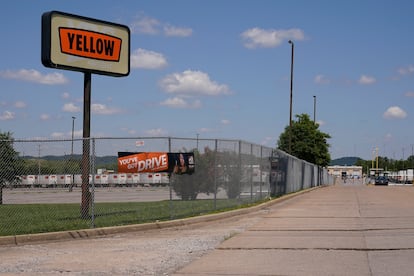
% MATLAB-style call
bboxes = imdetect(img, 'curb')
[0,186,323,246]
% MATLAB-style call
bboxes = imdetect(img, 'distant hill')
[330,156,361,166]
[27,154,361,167]
[24,154,118,167]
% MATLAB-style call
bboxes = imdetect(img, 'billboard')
[41,11,130,77]
[118,152,195,175]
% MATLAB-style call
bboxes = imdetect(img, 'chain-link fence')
[0,137,333,236]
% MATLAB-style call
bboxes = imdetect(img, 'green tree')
[355,158,371,175]
[217,151,242,199]
[277,113,331,167]
[0,132,22,204]
[356,155,414,175]
[171,148,216,200]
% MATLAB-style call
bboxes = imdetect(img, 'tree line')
[356,156,414,174]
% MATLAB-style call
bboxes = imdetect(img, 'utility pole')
[288,40,294,154]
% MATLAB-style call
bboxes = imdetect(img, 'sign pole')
[41,10,130,218]
[81,72,91,218]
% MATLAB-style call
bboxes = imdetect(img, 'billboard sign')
[42,11,130,77]
[118,152,195,174]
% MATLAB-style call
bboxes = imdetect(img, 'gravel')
[0,208,268,275]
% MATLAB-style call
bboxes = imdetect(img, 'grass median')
[0,198,258,236]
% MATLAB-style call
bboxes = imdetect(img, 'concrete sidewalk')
[173,182,414,275]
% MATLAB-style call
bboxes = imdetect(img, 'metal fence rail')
[0,137,334,236]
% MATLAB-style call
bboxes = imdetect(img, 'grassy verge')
[0,198,259,236]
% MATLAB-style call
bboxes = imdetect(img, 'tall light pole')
[313,95,316,124]
[402,147,405,183]
[37,144,41,188]
[70,116,76,192]
[71,116,76,157]
[288,40,294,154]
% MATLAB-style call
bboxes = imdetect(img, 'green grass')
[0,198,259,236]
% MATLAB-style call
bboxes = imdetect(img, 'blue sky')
[1,0,413,160]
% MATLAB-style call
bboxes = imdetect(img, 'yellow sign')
[42,11,130,77]
[59,28,122,61]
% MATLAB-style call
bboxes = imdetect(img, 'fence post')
[250,143,253,202]
[238,140,242,201]
[90,138,96,228]
[81,72,92,219]
[168,137,173,220]
[213,139,218,210]
[259,146,263,199]
[81,137,91,219]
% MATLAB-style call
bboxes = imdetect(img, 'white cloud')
[63,129,82,138]
[64,101,121,115]
[358,75,376,85]
[160,97,201,109]
[130,14,193,38]
[398,64,414,76]
[383,106,407,119]
[130,15,160,34]
[160,70,231,96]
[0,111,15,120]
[126,129,137,135]
[72,129,83,138]
[164,24,193,37]
[40,114,50,121]
[199,127,215,133]
[241,28,305,49]
[314,74,330,84]
[51,132,65,139]
[50,130,82,139]
[221,119,231,125]
[145,128,167,136]
[160,97,187,108]
[316,120,326,126]
[261,136,274,146]
[14,101,26,108]
[384,133,393,142]
[61,92,70,99]
[62,103,81,112]
[0,69,68,85]
[131,48,168,69]
[91,103,121,115]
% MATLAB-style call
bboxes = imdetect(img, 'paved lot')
[2,181,414,275]
[2,186,228,204]
[173,182,414,275]
[2,187,177,204]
